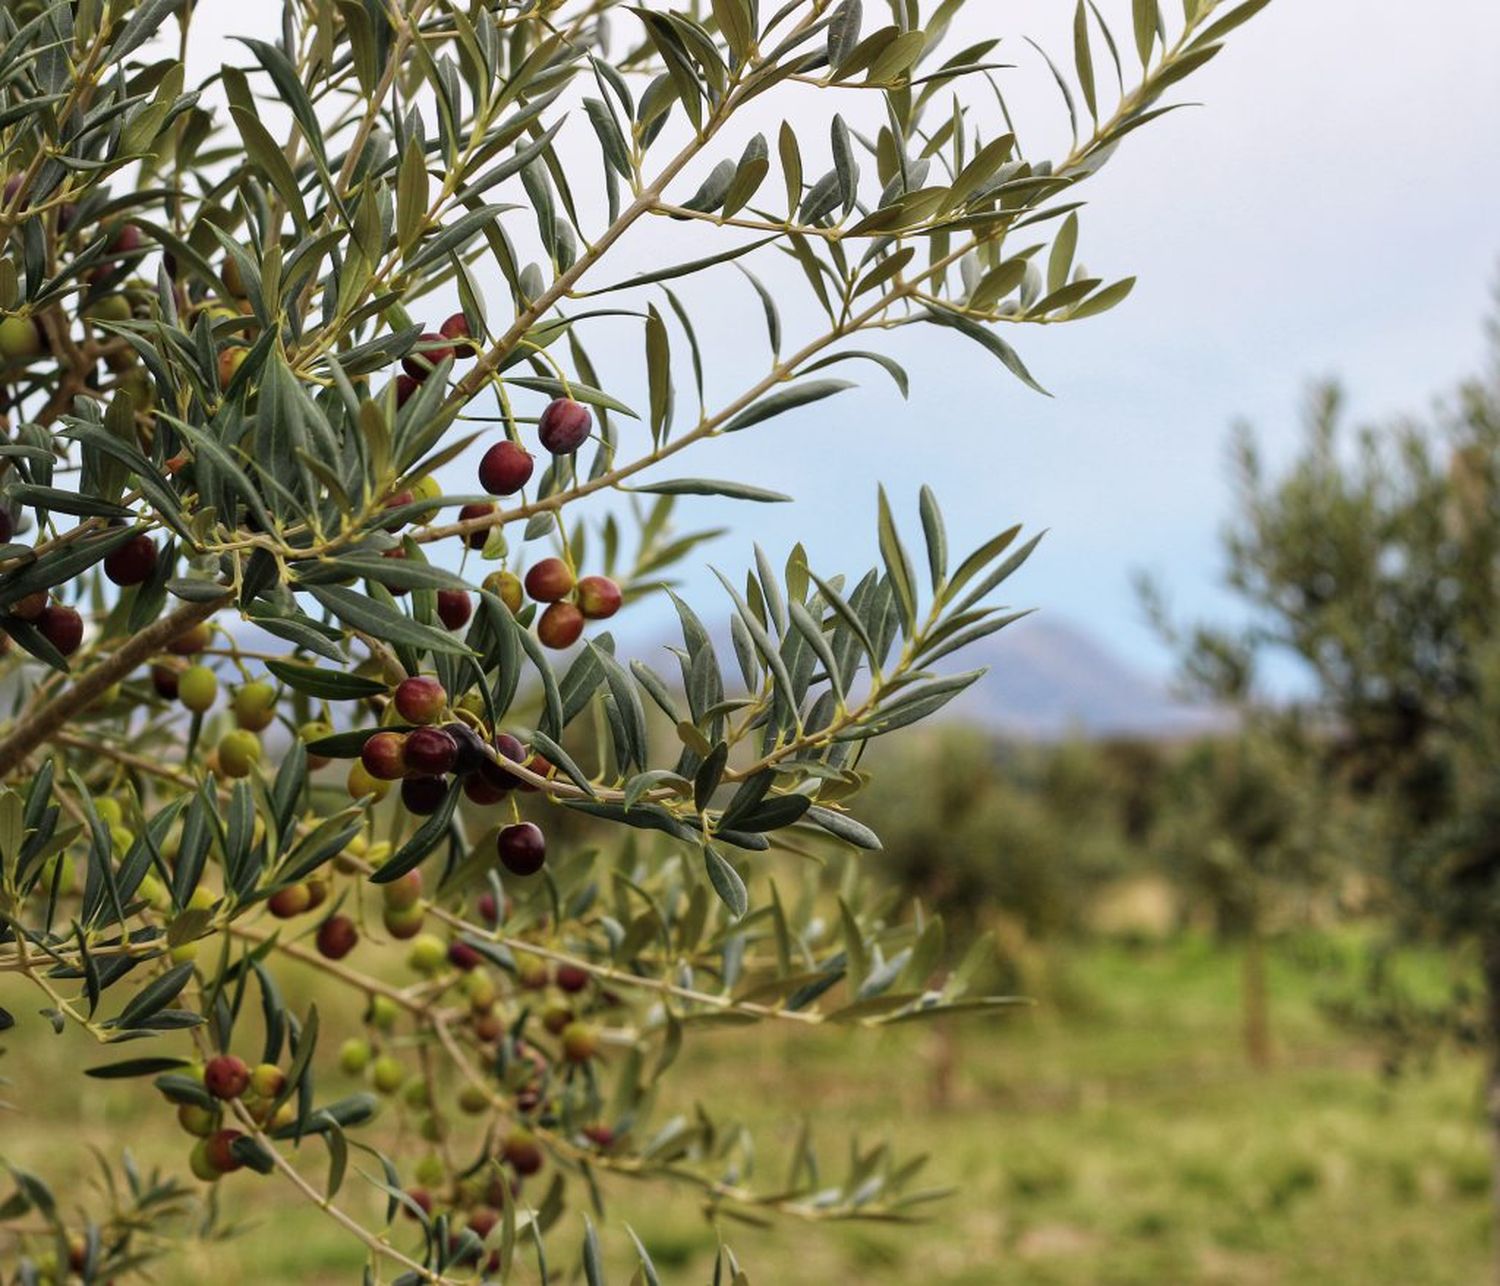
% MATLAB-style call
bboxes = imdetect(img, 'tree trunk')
[1242,929,1272,1070]
[926,1019,958,1111]
[1481,933,1500,1285]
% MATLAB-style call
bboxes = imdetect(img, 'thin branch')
[227,1101,461,1286]
[0,592,230,779]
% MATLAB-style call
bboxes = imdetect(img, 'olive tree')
[1150,723,1333,1067]
[0,0,1261,1280]
[1153,316,1500,1267]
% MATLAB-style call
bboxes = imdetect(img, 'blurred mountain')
[227,603,1224,743]
[623,612,1225,742]
[937,615,1227,739]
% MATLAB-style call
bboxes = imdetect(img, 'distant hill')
[224,607,1221,743]
[936,614,1226,739]
[620,612,1224,742]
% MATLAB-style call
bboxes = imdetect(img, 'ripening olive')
[502,1128,543,1176]
[339,1037,372,1076]
[316,914,358,960]
[178,665,218,713]
[556,964,590,994]
[482,569,523,614]
[404,726,458,776]
[189,1139,221,1182]
[576,575,623,621]
[523,558,574,604]
[217,729,261,778]
[360,730,408,781]
[437,589,472,631]
[232,681,277,732]
[0,315,41,364]
[366,995,399,1031]
[299,719,333,769]
[439,311,477,356]
[536,601,584,650]
[536,398,592,454]
[371,1055,406,1096]
[38,604,83,656]
[401,774,448,815]
[103,534,157,587]
[217,345,247,386]
[407,933,447,975]
[477,440,534,496]
[561,1021,600,1064]
[250,1063,286,1099]
[348,760,391,802]
[178,1103,217,1137]
[382,869,424,913]
[497,822,546,877]
[267,882,312,919]
[456,501,495,549]
[393,675,445,725]
[383,902,425,939]
[402,332,455,381]
[203,1055,250,1100]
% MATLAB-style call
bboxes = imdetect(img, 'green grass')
[2,934,1491,1283]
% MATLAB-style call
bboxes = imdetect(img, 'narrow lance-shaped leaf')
[876,486,918,637]
[722,380,853,433]
[645,304,673,442]
[703,844,748,919]
[1074,0,1098,121]
[828,0,864,66]
[1133,0,1160,65]
[918,485,947,590]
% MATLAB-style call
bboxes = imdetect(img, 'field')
[2,934,1489,1284]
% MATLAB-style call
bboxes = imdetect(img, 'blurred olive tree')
[864,727,1164,944]
[1149,302,1500,1261]
[1151,719,1337,1066]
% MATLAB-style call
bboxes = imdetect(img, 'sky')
[189,2,1500,682]
[661,0,1500,679]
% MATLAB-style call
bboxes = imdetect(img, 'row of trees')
[1164,304,1500,1263]
[865,719,1333,1063]
[869,298,1500,1274]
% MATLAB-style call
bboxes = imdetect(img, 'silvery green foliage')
[0,0,1262,1279]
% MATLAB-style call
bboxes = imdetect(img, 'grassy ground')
[2,933,1490,1283]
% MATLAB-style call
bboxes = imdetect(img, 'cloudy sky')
[951,0,1500,676]
[192,3,1500,681]
[666,0,1500,678]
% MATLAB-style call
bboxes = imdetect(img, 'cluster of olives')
[392,312,478,407]
[375,462,623,659]
[0,588,85,657]
[437,392,619,652]
[3,260,626,664]
[303,866,426,961]
[151,842,615,1210]
[0,525,160,661]
[348,947,614,1246]
[469,396,592,500]
[147,628,282,780]
[346,675,553,877]
[466,554,618,654]
[163,1055,292,1182]
[0,212,152,377]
